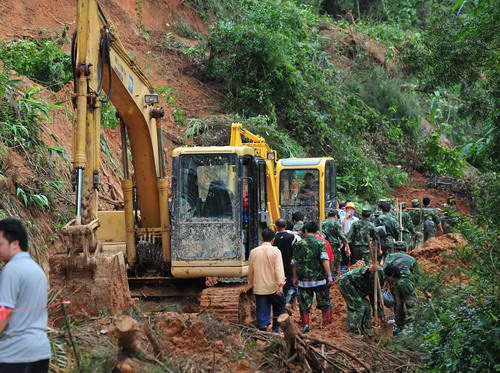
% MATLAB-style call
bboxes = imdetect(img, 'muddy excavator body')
[170,147,272,278]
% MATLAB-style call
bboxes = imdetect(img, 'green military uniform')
[322,217,347,276]
[293,221,304,238]
[370,210,381,222]
[422,207,440,241]
[291,235,330,313]
[440,205,456,234]
[347,218,379,265]
[338,266,385,335]
[373,213,401,261]
[370,199,387,223]
[408,201,423,248]
[385,242,419,328]
[401,210,415,251]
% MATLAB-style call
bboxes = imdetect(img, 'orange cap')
[345,202,356,209]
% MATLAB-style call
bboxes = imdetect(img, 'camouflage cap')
[394,241,407,251]
[401,202,407,208]
[411,199,420,207]
[328,209,339,216]
[361,208,373,216]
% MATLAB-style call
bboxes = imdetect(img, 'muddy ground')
[48,231,468,372]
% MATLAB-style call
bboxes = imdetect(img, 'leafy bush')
[176,21,200,39]
[0,82,56,152]
[100,101,119,130]
[403,1,499,172]
[345,67,422,138]
[16,187,50,209]
[154,86,186,126]
[0,39,71,91]
[422,131,465,177]
[0,71,67,210]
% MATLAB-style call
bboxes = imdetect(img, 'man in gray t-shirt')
[0,218,51,373]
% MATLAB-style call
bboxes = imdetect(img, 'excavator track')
[199,284,255,324]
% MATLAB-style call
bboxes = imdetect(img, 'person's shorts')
[0,359,49,373]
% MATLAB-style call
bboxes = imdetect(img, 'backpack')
[424,219,435,233]
[382,290,395,308]
[376,225,388,237]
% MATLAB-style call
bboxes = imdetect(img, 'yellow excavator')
[49,0,281,322]
[50,0,337,323]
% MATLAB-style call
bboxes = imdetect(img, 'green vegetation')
[0,39,71,91]
[155,86,186,126]
[134,0,149,39]
[394,173,500,372]
[0,71,68,210]
[403,0,499,171]
[100,101,120,130]
[16,187,49,209]
[203,0,420,200]
[176,20,201,39]
[185,0,497,198]
[423,131,465,178]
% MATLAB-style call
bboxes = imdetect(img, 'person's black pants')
[0,359,49,373]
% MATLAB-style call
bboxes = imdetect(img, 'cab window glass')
[179,155,236,220]
[280,169,319,207]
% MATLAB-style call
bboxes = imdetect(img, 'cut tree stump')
[111,315,140,355]
[278,313,296,356]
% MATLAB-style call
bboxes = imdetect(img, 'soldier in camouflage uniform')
[292,211,305,238]
[400,202,416,251]
[338,264,400,336]
[347,208,380,265]
[292,222,333,333]
[369,199,385,222]
[322,210,350,277]
[388,201,398,219]
[408,199,423,249]
[422,197,443,241]
[385,241,420,331]
[373,203,401,262]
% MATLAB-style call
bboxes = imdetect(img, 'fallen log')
[144,324,164,359]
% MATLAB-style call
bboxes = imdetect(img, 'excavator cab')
[277,157,337,223]
[170,147,270,278]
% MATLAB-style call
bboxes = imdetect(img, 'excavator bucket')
[49,220,134,320]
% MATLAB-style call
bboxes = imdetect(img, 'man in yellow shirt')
[248,228,287,332]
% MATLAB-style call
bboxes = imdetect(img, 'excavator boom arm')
[73,0,164,228]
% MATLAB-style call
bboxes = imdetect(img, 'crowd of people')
[0,197,446,371]
[248,197,444,336]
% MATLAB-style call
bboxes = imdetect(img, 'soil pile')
[410,233,467,274]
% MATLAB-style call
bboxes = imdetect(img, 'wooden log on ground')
[144,324,164,359]
[278,313,296,356]
[111,315,141,355]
